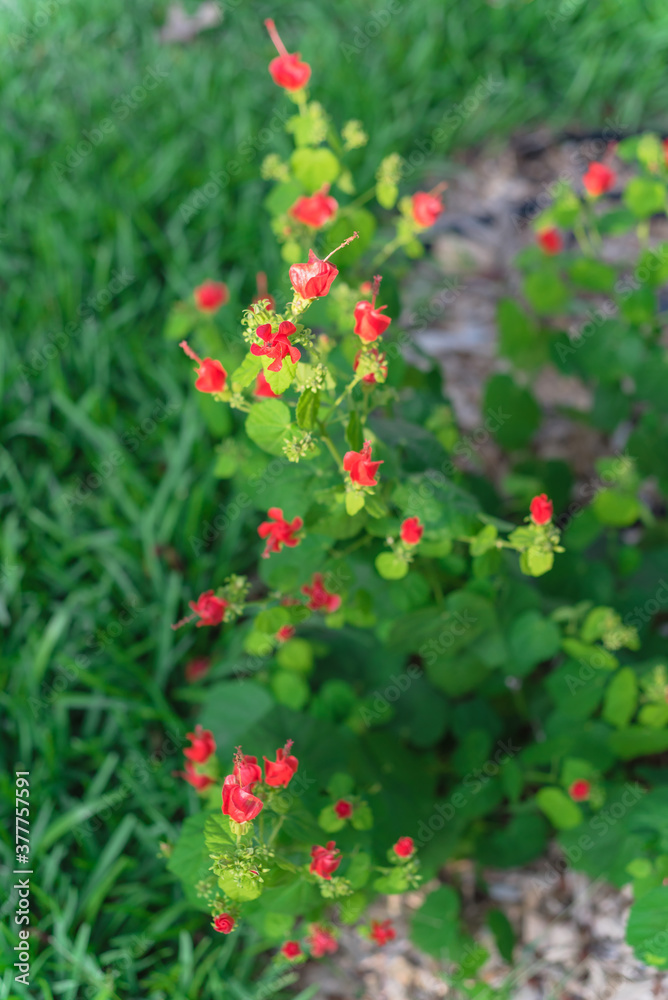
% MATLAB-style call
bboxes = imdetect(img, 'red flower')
[530,493,553,526]
[185,657,211,682]
[179,341,227,394]
[569,779,591,802]
[189,590,228,628]
[307,925,338,958]
[281,940,303,960]
[370,919,396,946]
[255,370,280,398]
[222,773,264,824]
[276,624,296,642]
[290,186,338,228]
[393,836,414,858]
[213,913,235,934]
[258,507,303,558]
[537,228,563,255]
[334,799,352,819]
[289,233,358,300]
[310,840,341,879]
[194,280,229,313]
[582,162,616,197]
[412,188,445,228]
[250,321,301,372]
[400,516,424,546]
[175,760,215,791]
[184,724,216,764]
[354,300,391,342]
[343,440,383,488]
[233,752,262,789]
[301,573,342,613]
[354,347,388,384]
[264,741,298,787]
[265,19,311,91]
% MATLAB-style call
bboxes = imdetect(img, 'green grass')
[3,0,668,995]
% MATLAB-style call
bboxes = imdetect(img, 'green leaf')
[263,355,298,395]
[410,886,461,959]
[561,638,618,670]
[230,352,263,389]
[519,548,554,577]
[264,180,303,216]
[487,908,515,963]
[470,524,498,556]
[523,270,569,315]
[623,177,666,219]
[270,670,310,710]
[497,298,547,370]
[276,638,314,673]
[346,411,364,451]
[568,258,617,292]
[376,180,398,209]
[204,813,234,854]
[627,887,668,965]
[318,804,346,833]
[609,727,668,760]
[374,867,409,894]
[340,890,368,924]
[375,552,409,580]
[345,491,365,516]
[602,667,638,729]
[591,488,641,527]
[255,607,290,634]
[164,303,196,341]
[167,814,212,911]
[296,389,320,430]
[346,853,371,890]
[351,803,373,830]
[246,399,293,456]
[327,772,355,800]
[326,208,376,263]
[483,374,541,450]
[507,610,561,675]
[535,787,583,829]
[291,148,340,192]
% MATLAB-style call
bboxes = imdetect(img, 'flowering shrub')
[163,22,668,982]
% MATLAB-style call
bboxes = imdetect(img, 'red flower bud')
[393,836,414,858]
[310,840,341,879]
[370,919,396,946]
[536,227,563,255]
[569,779,591,802]
[334,799,352,819]
[189,590,228,627]
[265,19,311,92]
[185,657,211,682]
[582,162,616,197]
[233,752,262,789]
[412,189,445,228]
[290,186,338,228]
[222,773,263,824]
[255,370,280,398]
[179,341,227,394]
[258,507,303,558]
[400,516,424,546]
[276,624,296,642]
[301,573,342,613]
[194,280,229,313]
[264,741,298,787]
[213,913,235,934]
[353,347,388,384]
[530,493,553,526]
[184,724,216,764]
[307,924,338,958]
[353,300,391,342]
[281,940,303,959]
[175,760,215,791]
[343,439,383,488]
[250,320,301,372]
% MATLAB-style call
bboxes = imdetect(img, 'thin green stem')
[319,427,342,468]
[267,814,285,847]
